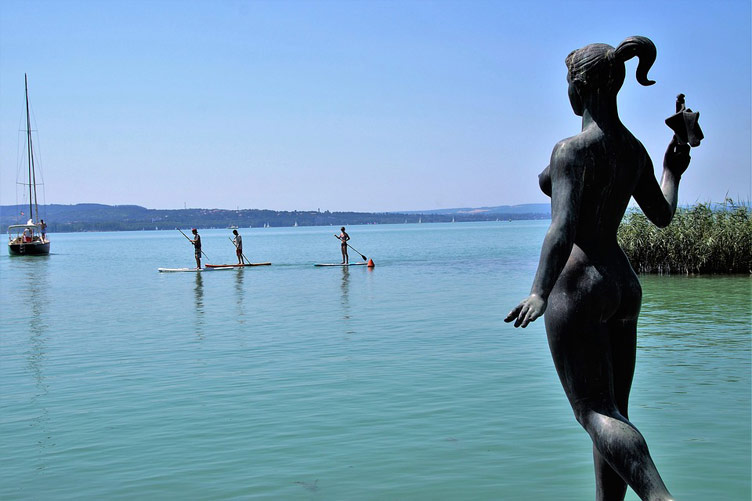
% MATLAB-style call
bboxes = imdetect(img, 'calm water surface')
[1,222,749,499]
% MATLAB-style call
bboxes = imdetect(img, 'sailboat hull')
[9,241,50,256]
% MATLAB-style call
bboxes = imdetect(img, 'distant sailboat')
[8,74,50,256]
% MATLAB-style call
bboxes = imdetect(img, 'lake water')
[1,221,749,500]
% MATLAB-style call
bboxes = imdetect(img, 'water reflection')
[340,266,350,320]
[235,268,245,323]
[194,272,204,337]
[22,257,51,468]
[339,267,358,340]
[640,275,751,339]
[637,274,751,388]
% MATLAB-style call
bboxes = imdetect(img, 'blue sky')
[1,0,749,212]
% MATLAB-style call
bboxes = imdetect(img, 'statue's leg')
[544,299,673,501]
[593,317,637,500]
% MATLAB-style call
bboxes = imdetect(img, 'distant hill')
[401,203,551,216]
[0,203,551,232]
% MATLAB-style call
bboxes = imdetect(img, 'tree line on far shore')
[618,199,751,274]
[0,203,548,233]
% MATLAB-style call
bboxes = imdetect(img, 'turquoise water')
[1,221,749,500]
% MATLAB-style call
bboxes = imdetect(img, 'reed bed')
[617,199,752,274]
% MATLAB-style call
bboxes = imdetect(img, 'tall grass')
[617,199,752,274]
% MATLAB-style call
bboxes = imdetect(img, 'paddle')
[177,228,210,260]
[229,237,251,265]
[334,234,367,261]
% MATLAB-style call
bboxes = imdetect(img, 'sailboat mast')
[24,74,39,223]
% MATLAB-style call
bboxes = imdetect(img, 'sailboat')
[8,74,50,256]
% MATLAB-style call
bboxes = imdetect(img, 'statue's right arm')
[505,142,583,328]
[530,142,583,299]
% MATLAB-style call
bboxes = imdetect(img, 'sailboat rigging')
[8,74,50,256]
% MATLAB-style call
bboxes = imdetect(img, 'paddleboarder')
[190,228,202,269]
[232,229,243,265]
[337,227,350,264]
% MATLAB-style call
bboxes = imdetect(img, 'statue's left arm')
[633,137,690,228]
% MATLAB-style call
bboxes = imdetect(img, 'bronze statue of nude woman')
[506,36,693,501]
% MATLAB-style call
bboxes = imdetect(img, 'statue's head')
[565,36,656,115]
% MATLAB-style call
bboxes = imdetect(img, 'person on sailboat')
[40,220,47,241]
[337,227,350,264]
[232,229,243,265]
[190,228,202,269]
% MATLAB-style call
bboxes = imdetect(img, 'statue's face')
[567,75,584,117]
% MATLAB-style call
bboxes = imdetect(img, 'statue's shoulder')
[551,133,591,166]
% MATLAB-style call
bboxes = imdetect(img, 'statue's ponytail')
[613,36,656,86]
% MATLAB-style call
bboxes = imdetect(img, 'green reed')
[617,199,752,274]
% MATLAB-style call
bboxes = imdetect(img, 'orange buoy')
[367,258,375,268]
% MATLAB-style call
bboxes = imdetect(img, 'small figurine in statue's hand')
[663,94,700,180]
[665,93,703,147]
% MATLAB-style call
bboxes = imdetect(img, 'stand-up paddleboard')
[205,263,271,268]
[158,267,235,272]
[314,262,368,267]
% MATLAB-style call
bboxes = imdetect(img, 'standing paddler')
[190,228,202,269]
[232,229,244,265]
[337,227,350,264]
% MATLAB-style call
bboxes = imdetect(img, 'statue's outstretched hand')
[504,294,547,328]
[664,136,691,177]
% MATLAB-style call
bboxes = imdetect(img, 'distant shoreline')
[0,203,551,233]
